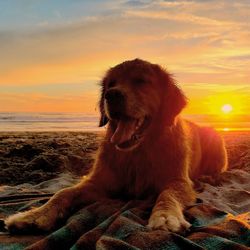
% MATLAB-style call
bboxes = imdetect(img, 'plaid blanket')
[0,193,249,250]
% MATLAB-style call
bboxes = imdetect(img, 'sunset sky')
[0,0,249,115]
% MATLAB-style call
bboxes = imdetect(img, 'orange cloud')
[0,0,249,113]
[0,91,99,113]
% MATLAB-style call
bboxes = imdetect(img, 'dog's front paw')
[5,208,55,233]
[147,211,191,233]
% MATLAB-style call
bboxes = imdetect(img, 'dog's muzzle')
[104,89,151,151]
[105,89,126,119]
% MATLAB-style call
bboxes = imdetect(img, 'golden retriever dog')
[5,59,227,233]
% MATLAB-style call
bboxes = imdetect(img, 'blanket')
[0,192,249,250]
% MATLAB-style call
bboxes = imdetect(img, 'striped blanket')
[0,193,249,250]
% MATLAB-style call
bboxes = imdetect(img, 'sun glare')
[221,104,233,114]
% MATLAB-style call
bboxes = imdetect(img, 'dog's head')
[99,58,187,151]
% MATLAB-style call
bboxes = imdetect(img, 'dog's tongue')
[111,119,137,145]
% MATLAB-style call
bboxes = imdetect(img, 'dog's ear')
[165,82,187,125]
[99,77,109,127]
[161,73,187,126]
[153,64,187,126]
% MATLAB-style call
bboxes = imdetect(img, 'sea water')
[0,112,102,131]
[0,113,249,132]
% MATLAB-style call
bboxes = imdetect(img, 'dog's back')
[198,126,227,176]
[185,119,228,179]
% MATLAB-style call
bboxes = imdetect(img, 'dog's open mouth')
[110,116,150,151]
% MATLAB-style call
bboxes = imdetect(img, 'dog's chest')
[105,137,182,198]
[113,151,163,198]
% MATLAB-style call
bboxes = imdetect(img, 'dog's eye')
[134,78,146,85]
[108,80,116,88]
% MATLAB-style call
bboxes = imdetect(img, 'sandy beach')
[0,132,103,185]
[0,131,249,215]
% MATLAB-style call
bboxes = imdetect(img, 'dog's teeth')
[137,119,143,128]
[135,134,140,140]
[132,134,138,141]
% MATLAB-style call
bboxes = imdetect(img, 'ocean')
[0,113,249,132]
[0,113,102,131]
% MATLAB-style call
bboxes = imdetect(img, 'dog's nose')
[105,89,125,105]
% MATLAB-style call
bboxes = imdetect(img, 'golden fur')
[5,59,227,233]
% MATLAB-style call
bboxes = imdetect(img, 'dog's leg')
[5,178,105,233]
[148,180,195,232]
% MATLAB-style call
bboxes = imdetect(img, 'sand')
[0,132,103,185]
[0,131,249,215]
[197,131,250,215]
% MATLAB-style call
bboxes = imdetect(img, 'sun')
[221,104,233,114]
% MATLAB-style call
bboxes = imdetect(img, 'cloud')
[0,9,248,87]
[0,0,249,112]
[125,9,237,27]
[184,83,249,92]
[123,0,149,7]
[0,82,98,94]
[226,54,250,61]
[0,91,99,112]
[163,0,213,2]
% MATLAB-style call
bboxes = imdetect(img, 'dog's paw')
[5,209,54,233]
[147,211,191,233]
